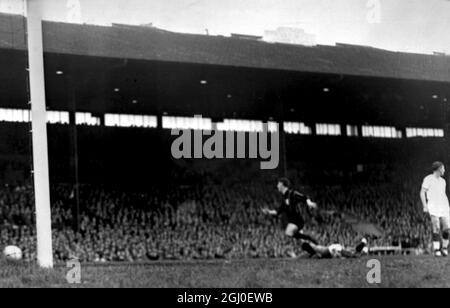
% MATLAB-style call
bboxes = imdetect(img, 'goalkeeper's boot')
[441,248,448,257]
[434,250,442,257]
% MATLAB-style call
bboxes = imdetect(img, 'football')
[3,245,23,261]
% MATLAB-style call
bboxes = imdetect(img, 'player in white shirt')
[420,161,450,257]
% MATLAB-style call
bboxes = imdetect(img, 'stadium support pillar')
[277,94,287,178]
[68,110,80,232]
[443,93,450,177]
[26,0,53,268]
[67,74,80,232]
[279,121,287,177]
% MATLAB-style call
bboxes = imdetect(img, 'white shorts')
[428,206,450,219]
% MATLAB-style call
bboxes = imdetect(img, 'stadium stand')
[0,163,433,262]
[0,13,447,263]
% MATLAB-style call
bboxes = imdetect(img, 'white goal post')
[26,0,54,268]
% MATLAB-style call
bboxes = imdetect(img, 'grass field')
[1,255,450,288]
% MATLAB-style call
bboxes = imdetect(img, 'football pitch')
[1,256,450,288]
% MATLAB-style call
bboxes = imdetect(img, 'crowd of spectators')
[0,165,434,262]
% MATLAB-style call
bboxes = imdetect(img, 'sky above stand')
[1,0,450,54]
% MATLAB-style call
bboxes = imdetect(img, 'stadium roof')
[1,13,450,83]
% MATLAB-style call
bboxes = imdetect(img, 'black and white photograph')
[0,0,449,291]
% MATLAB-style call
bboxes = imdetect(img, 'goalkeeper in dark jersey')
[262,178,319,245]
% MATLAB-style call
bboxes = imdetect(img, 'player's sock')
[293,232,318,245]
[442,230,449,256]
[433,233,441,255]
[433,241,440,250]
[442,229,449,247]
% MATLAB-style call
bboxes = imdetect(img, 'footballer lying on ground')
[300,238,368,259]
[262,178,319,245]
